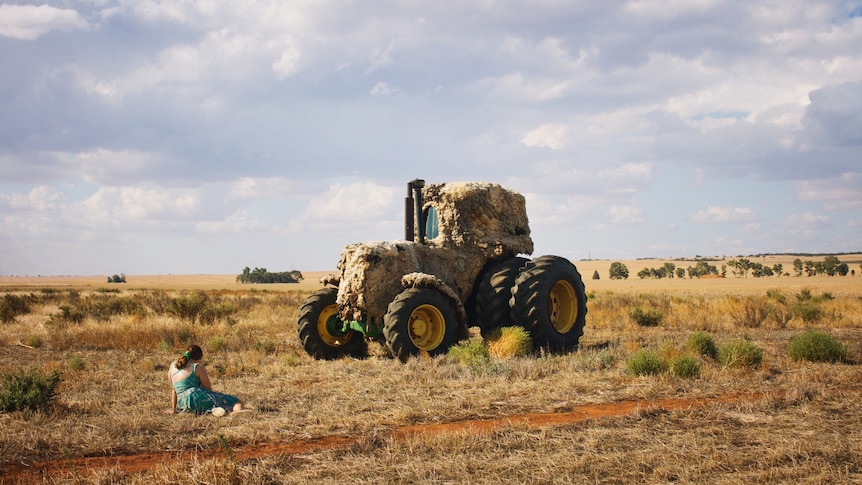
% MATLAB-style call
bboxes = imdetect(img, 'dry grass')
[1,266,861,484]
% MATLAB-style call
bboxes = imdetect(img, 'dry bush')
[485,326,533,359]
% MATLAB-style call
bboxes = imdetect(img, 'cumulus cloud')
[691,206,757,223]
[196,210,267,234]
[0,186,64,212]
[293,181,398,229]
[80,186,199,224]
[228,177,299,200]
[609,202,644,224]
[0,4,87,40]
[802,82,862,146]
[796,172,862,210]
[783,211,830,229]
[521,124,569,150]
[370,81,398,96]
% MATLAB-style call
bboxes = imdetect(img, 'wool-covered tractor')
[297,179,587,362]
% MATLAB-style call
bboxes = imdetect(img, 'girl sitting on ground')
[166,344,246,415]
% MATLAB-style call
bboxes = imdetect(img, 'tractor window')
[424,206,439,239]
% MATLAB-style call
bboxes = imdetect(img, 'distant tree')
[662,262,676,279]
[676,267,686,279]
[837,263,849,276]
[822,255,841,276]
[236,267,302,284]
[750,263,773,278]
[609,262,629,280]
[107,274,126,283]
[687,261,718,278]
[592,270,600,280]
[772,263,783,277]
[793,258,803,277]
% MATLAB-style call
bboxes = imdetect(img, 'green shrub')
[49,303,87,325]
[686,331,717,360]
[626,349,666,376]
[766,289,786,304]
[670,356,700,378]
[167,292,208,323]
[718,339,764,368]
[198,303,237,325]
[67,354,86,371]
[631,307,663,327]
[0,294,31,323]
[789,301,823,323]
[448,339,493,373]
[0,368,62,413]
[787,331,847,363]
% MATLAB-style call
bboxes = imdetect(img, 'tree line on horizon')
[236,267,303,284]
[603,256,859,280]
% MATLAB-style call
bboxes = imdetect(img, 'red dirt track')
[1,391,769,483]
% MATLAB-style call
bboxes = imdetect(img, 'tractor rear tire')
[475,257,528,337]
[297,287,368,360]
[383,287,458,362]
[510,255,587,353]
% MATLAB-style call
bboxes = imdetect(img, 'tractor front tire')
[510,256,587,353]
[474,257,528,337]
[297,287,367,360]
[383,287,458,362]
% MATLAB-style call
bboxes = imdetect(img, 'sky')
[1,0,861,276]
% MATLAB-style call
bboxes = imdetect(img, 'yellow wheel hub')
[317,304,350,347]
[408,304,446,351]
[548,280,578,333]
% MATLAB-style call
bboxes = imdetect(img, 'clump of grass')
[669,355,700,378]
[631,307,663,327]
[255,339,277,355]
[484,326,532,359]
[67,354,87,371]
[0,368,62,412]
[686,331,717,360]
[447,339,493,374]
[766,289,787,304]
[576,348,616,371]
[718,339,764,368]
[626,349,666,376]
[207,337,227,353]
[23,334,43,348]
[787,331,847,363]
[283,353,303,367]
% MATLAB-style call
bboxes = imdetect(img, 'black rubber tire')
[383,287,458,363]
[510,255,587,353]
[474,257,528,337]
[297,287,368,360]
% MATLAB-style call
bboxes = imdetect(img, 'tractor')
[297,179,587,362]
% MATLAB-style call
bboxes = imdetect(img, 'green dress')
[171,363,240,415]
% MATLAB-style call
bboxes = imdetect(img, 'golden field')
[0,254,860,484]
